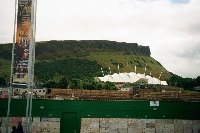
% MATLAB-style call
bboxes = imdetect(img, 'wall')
[0,99,200,133]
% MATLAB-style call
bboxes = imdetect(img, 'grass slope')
[0,58,11,80]
[0,52,171,83]
[0,41,172,82]
[85,52,171,80]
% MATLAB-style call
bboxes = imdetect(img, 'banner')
[13,0,32,84]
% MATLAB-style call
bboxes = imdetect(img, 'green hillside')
[85,52,170,80]
[34,58,103,82]
[0,40,171,84]
[0,58,10,80]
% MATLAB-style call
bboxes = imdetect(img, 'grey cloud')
[0,0,200,78]
[187,23,200,34]
[177,45,200,59]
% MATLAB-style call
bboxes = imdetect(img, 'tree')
[0,77,7,86]
[102,82,118,90]
[69,79,82,89]
[182,78,197,89]
[58,77,69,88]
[196,76,200,86]
[44,80,57,88]
[167,75,183,87]
[82,80,97,90]
[168,74,198,90]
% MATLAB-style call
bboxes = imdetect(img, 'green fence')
[0,99,200,133]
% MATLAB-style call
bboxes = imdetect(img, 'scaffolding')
[6,0,37,132]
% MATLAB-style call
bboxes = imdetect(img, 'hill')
[0,40,171,83]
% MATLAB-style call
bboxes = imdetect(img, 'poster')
[12,0,32,84]
[81,118,200,133]
[0,117,60,133]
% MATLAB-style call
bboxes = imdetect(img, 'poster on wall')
[0,117,60,133]
[80,118,200,133]
[12,0,32,84]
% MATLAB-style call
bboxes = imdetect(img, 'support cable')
[6,0,18,132]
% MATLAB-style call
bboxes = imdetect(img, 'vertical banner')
[13,0,32,84]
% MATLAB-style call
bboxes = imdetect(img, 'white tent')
[97,72,168,85]
[129,72,140,82]
[161,81,168,85]
[112,73,124,82]
[119,73,131,83]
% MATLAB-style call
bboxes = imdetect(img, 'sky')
[0,0,200,78]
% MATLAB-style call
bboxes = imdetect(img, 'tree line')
[40,78,117,90]
[168,75,200,91]
[1,74,200,91]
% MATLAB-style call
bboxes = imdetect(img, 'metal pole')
[25,0,36,131]
[6,0,18,132]
[159,70,163,91]
[6,86,12,133]
[25,89,30,133]
[28,0,37,132]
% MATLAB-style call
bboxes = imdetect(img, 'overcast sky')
[0,0,200,78]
